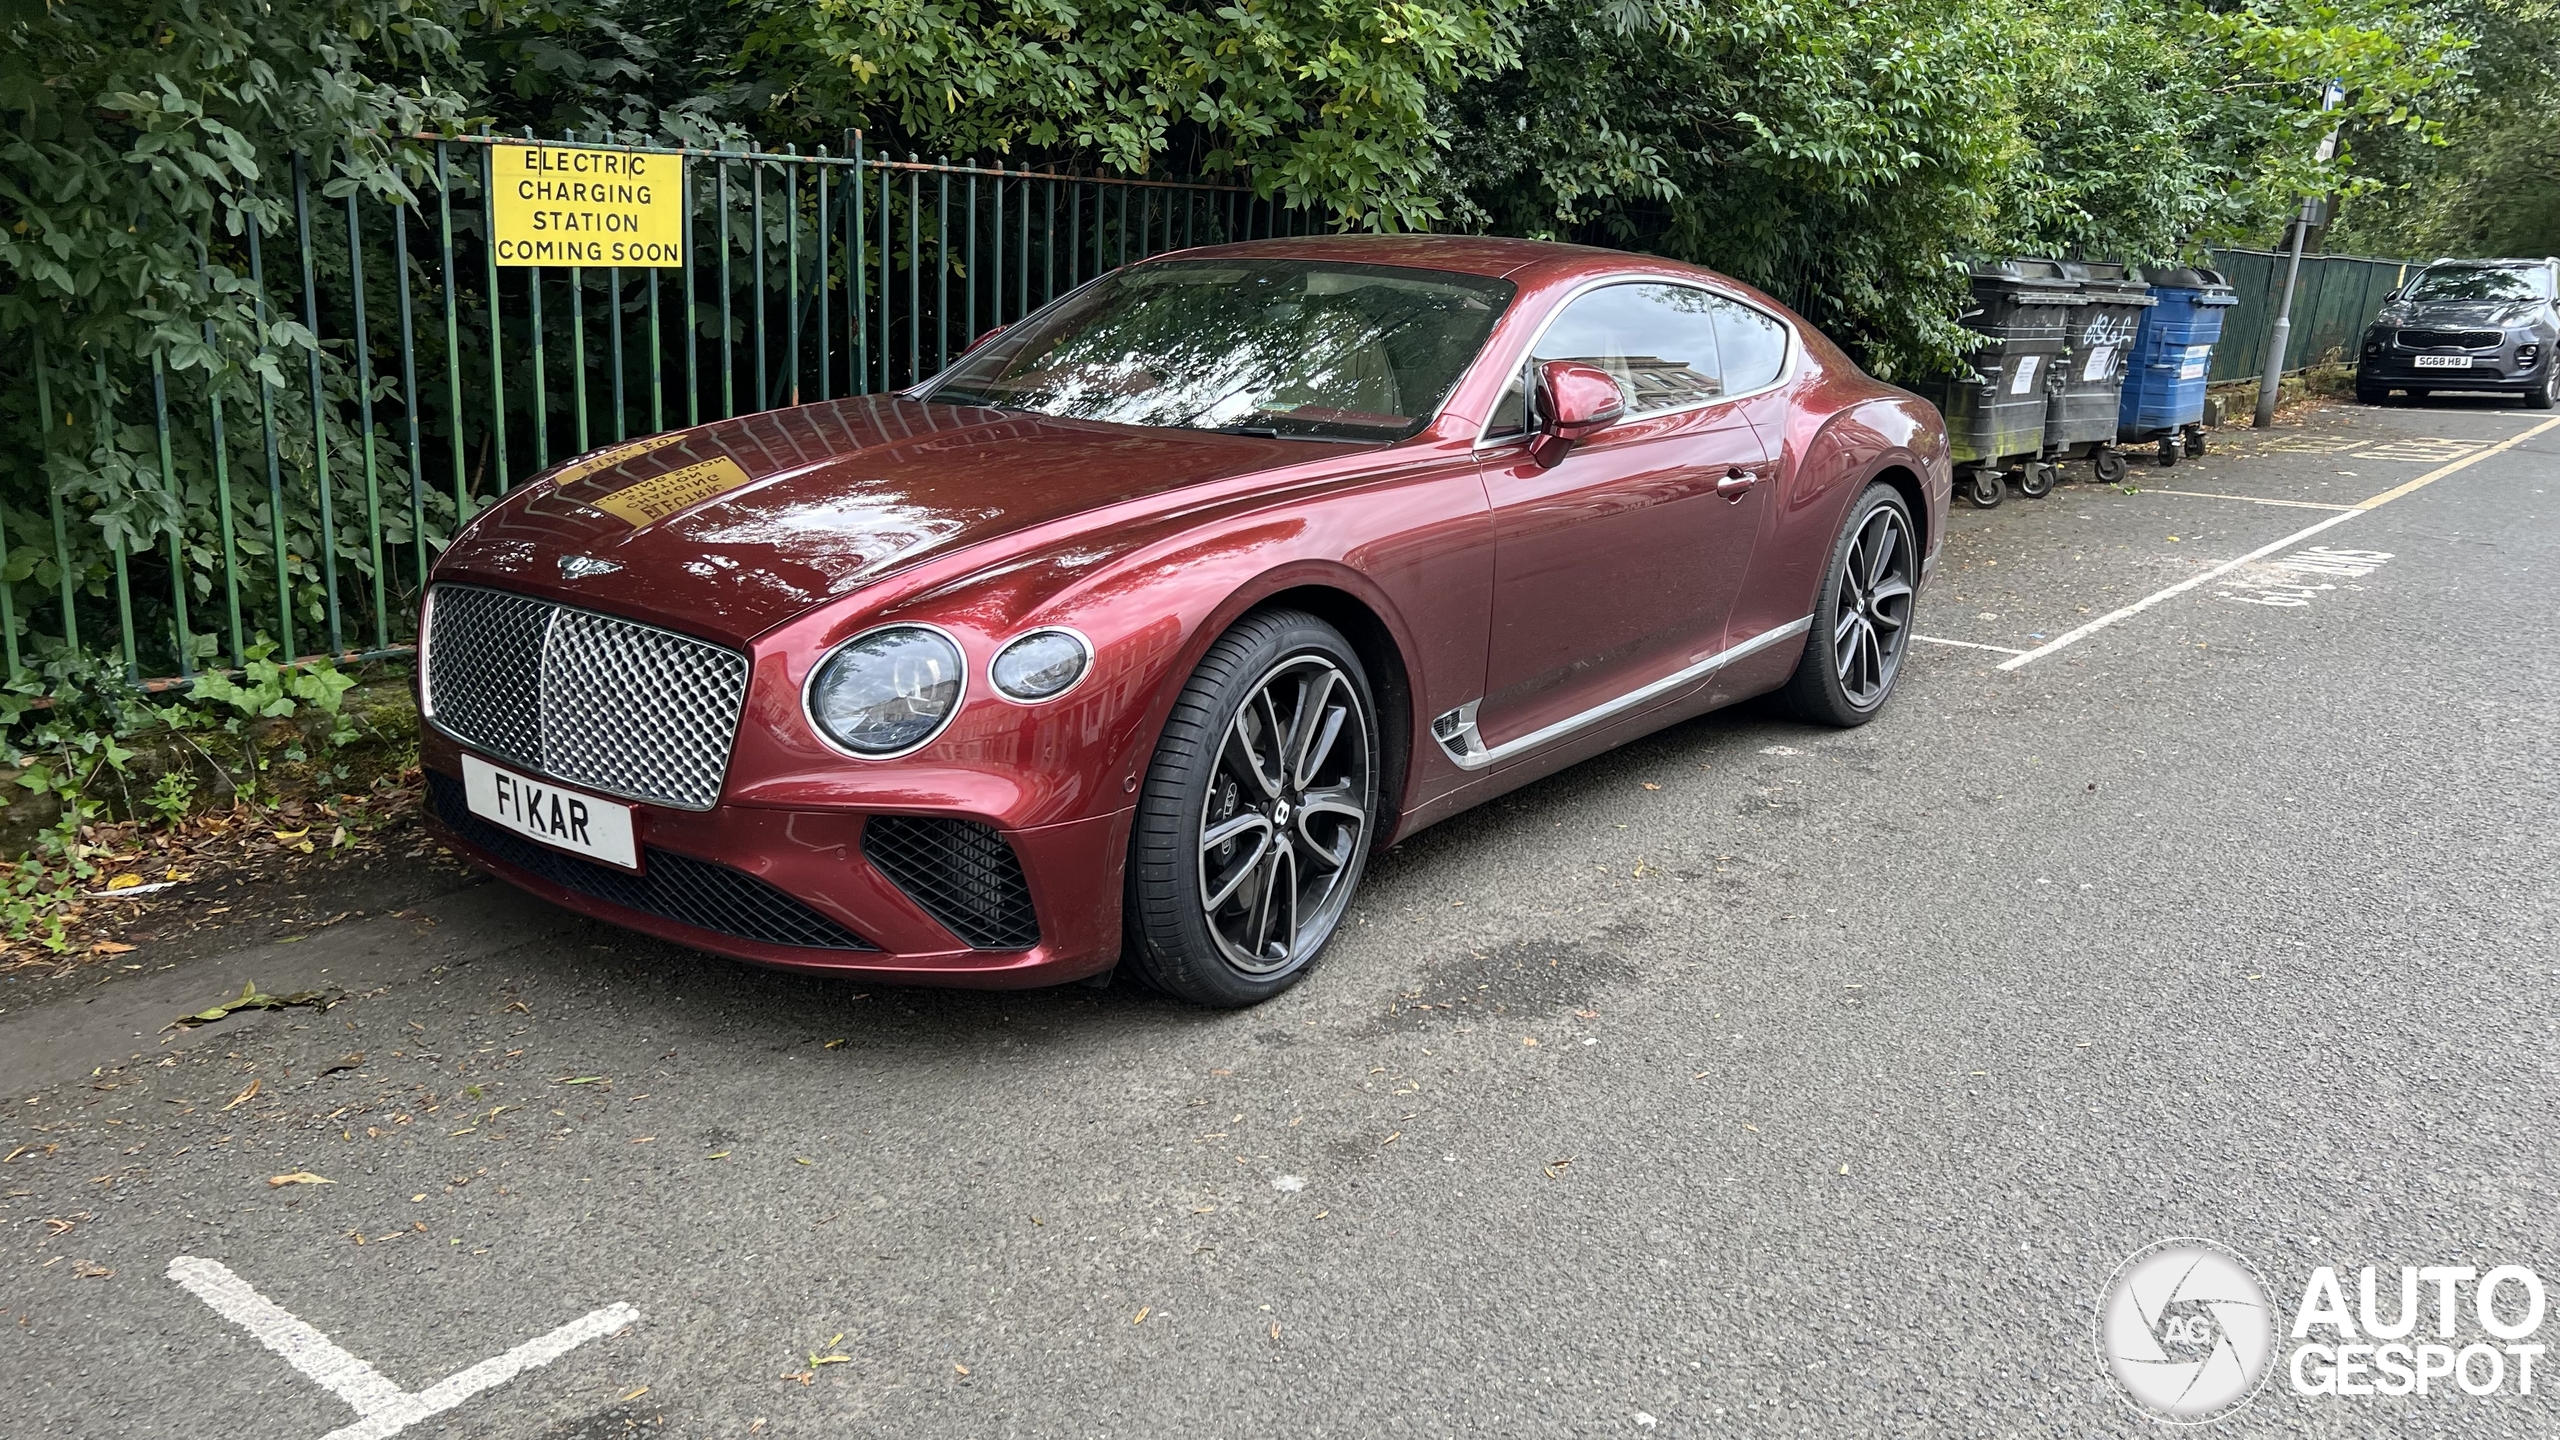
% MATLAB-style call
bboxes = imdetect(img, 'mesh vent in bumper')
[424,583,749,810]
[429,772,875,952]
[863,816,1042,950]
[2397,328,2504,350]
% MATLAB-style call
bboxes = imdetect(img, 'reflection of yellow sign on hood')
[550,432,688,487]
[590,456,755,526]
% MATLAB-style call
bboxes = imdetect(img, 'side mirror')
[2384,287,2402,302]
[1528,360,1626,467]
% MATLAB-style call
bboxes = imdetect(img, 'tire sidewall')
[1125,611,1379,1006]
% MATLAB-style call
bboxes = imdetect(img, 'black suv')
[2357,257,2559,408]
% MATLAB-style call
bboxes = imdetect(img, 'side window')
[1486,370,1530,437]
[1533,283,1726,416]
[1711,297,1790,392]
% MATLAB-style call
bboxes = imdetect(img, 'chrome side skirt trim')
[1432,616,1813,772]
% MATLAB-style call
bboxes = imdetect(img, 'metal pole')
[2255,80,2343,429]
[2255,203,2313,430]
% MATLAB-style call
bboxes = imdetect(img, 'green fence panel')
[3,138,1299,695]
[2206,247,2414,383]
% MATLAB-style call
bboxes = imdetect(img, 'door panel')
[1478,408,1767,747]
[1472,282,1779,750]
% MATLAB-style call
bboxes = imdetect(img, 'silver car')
[2357,257,2559,409]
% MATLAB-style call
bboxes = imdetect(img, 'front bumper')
[2360,330,2545,389]
[422,749,1130,987]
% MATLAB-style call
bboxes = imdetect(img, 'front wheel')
[2528,367,2556,410]
[2183,427,2207,458]
[1124,610,1378,1007]
[1964,468,2005,508]
[2093,447,2129,485]
[1782,483,1918,728]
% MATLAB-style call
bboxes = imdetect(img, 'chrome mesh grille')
[424,584,750,810]
[424,587,549,766]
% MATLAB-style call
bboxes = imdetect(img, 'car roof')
[1144,233,1706,285]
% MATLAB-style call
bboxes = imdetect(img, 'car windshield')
[924,258,1514,443]
[2405,266,2547,302]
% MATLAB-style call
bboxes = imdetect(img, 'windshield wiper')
[1188,423,1379,445]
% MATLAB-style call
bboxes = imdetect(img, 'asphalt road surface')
[5,398,2556,1439]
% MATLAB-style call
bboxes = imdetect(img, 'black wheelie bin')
[1919,259,2082,508]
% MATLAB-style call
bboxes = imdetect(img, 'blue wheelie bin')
[2119,267,2237,468]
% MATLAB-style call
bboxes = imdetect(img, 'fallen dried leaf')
[1132,1307,1150,1325]
[169,981,331,1030]
[220,1079,262,1112]
[268,1171,333,1187]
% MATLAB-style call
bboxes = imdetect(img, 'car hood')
[433,395,1334,646]
[2394,299,2540,327]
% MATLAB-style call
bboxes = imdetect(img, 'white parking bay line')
[1999,413,2560,671]
[2140,488,2358,511]
[168,1256,640,1440]
[1915,635,2029,656]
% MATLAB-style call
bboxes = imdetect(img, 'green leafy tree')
[739,0,1524,230]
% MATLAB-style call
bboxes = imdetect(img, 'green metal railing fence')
[5,134,1315,692]
[2205,246,2415,383]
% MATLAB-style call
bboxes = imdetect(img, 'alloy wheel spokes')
[1200,813,1274,909]
[1834,506,1914,707]
[1197,653,1372,977]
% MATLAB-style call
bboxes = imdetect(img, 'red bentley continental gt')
[419,236,1950,1006]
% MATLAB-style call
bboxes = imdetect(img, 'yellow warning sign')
[589,456,755,526]
[490,145,685,268]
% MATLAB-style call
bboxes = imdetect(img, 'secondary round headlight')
[990,629,1092,702]
[807,625,965,756]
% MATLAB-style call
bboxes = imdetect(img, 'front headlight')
[990,629,1092,702]
[807,625,966,756]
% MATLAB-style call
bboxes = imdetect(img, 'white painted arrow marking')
[167,1256,640,1440]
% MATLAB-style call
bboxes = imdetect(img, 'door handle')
[1715,468,1760,500]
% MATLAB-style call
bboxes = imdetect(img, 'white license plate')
[2412,354,2473,369]
[462,753,639,870]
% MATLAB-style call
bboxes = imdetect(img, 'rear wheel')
[2156,437,2180,467]
[1782,483,1917,728]
[1963,468,2005,508]
[2017,462,2055,499]
[1125,610,1377,1007]
[2183,427,2207,458]
[2093,447,2129,484]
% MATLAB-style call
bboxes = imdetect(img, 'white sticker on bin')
[2010,354,2042,394]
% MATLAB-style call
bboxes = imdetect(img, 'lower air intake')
[863,815,1042,950]
[429,773,874,952]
